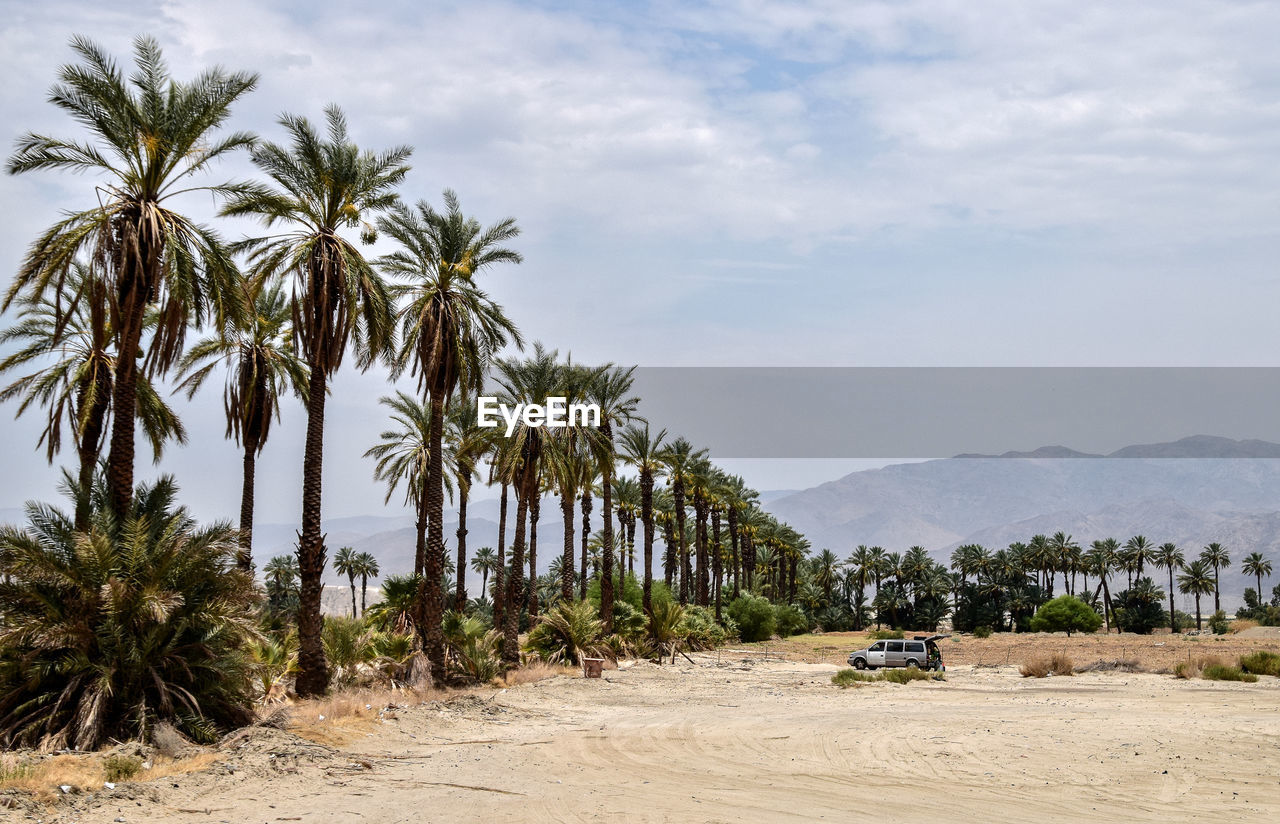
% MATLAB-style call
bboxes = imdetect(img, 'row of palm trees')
[0,36,814,699]
[359,344,812,670]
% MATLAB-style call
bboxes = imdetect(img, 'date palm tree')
[1,262,186,528]
[1124,535,1153,583]
[176,283,307,567]
[224,106,408,695]
[1177,560,1214,631]
[1155,542,1185,633]
[355,551,379,616]
[1198,543,1231,614]
[6,36,255,516]
[365,392,439,579]
[445,394,486,606]
[660,437,706,606]
[584,365,642,631]
[619,423,669,617]
[377,190,521,681]
[333,546,359,618]
[1086,538,1119,632]
[1242,552,1273,605]
[470,546,498,597]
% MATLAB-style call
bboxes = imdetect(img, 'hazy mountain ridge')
[766,436,1280,608]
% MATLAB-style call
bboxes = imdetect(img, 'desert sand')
[36,647,1280,824]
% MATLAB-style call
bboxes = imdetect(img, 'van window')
[869,642,885,652]
[906,642,925,653]
[887,641,904,652]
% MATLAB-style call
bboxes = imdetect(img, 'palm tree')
[1049,532,1080,595]
[0,262,186,528]
[813,549,840,600]
[333,546,359,618]
[585,365,641,630]
[1155,542,1185,633]
[660,437,706,606]
[365,392,443,579]
[377,190,521,681]
[224,106,408,696]
[354,551,379,616]
[1242,552,1273,605]
[0,476,257,748]
[1199,543,1231,614]
[1124,535,1153,583]
[492,346,560,663]
[445,394,487,606]
[176,283,307,567]
[1086,538,1119,632]
[1177,560,1214,631]
[6,36,255,516]
[470,546,499,596]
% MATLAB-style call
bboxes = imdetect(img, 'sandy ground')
[24,650,1280,824]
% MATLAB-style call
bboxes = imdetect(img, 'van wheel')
[906,659,919,669]
[853,658,867,670]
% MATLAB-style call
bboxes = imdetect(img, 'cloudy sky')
[2,0,1279,522]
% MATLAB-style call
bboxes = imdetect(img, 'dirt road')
[47,655,1280,824]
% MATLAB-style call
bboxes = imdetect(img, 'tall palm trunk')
[1213,565,1221,613]
[711,509,722,620]
[1167,567,1177,634]
[74,364,111,530]
[361,574,369,616]
[295,366,330,697]
[418,392,447,683]
[504,479,530,664]
[528,494,540,617]
[493,483,507,631]
[626,518,636,580]
[662,518,676,590]
[673,478,688,605]
[347,573,357,618]
[560,489,575,602]
[579,489,591,600]
[239,443,258,571]
[728,509,740,599]
[455,473,469,606]
[694,496,709,606]
[599,422,616,631]
[1194,594,1202,631]
[105,212,160,516]
[639,469,654,616]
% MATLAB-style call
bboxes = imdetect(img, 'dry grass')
[502,661,576,686]
[1174,654,1225,679]
[287,685,447,745]
[1019,653,1075,678]
[1230,619,1259,634]
[0,751,221,802]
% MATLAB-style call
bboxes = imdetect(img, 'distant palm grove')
[0,37,1276,751]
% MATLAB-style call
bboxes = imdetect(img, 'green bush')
[524,600,604,665]
[1239,651,1280,677]
[727,594,777,642]
[1208,610,1230,635]
[774,604,809,637]
[586,574,673,612]
[832,667,943,687]
[0,478,257,749]
[1029,595,1103,636]
[867,629,904,640]
[973,626,993,639]
[102,754,143,782]
[682,605,735,650]
[1201,664,1257,683]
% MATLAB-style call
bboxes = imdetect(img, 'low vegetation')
[1019,654,1075,677]
[832,667,944,687]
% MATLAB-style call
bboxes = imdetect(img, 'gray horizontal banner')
[589,367,1280,459]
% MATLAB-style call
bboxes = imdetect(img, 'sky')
[2,0,1279,523]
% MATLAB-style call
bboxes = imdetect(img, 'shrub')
[973,626,993,639]
[0,477,257,749]
[1239,651,1280,677]
[682,606,734,650]
[1201,664,1257,683]
[1112,579,1166,634]
[727,594,776,642]
[867,629,904,640]
[1029,596,1102,636]
[322,616,380,685]
[1208,610,1230,635]
[1019,654,1074,678]
[102,755,142,782]
[523,600,604,665]
[774,604,809,637]
[832,667,943,687]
